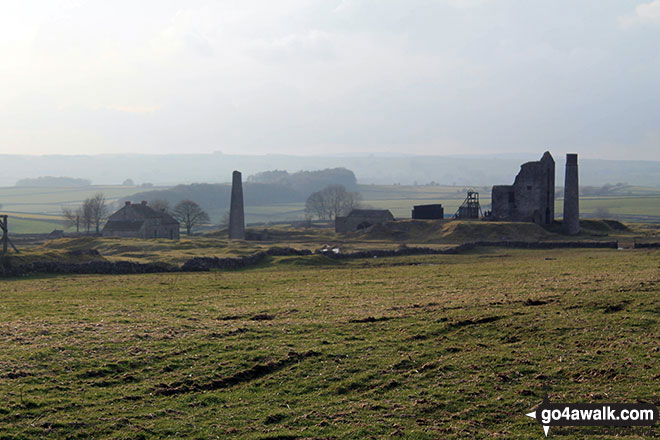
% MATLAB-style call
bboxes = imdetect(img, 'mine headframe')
[454,189,482,220]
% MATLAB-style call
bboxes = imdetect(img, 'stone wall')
[335,209,395,233]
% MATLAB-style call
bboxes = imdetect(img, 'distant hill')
[15,176,91,187]
[1,153,660,187]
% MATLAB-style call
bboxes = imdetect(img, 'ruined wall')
[335,210,395,233]
[490,152,555,225]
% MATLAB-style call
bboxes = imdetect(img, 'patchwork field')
[1,247,659,439]
[0,185,162,234]
[2,184,660,234]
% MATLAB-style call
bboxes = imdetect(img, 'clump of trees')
[149,199,170,213]
[61,192,107,234]
[173,200,210,235]
[305,184,361,220]
[247,168,358,191]
[85,193,107,234]
[17,176,91,187]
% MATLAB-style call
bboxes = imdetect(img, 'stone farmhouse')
[102,201,180,239]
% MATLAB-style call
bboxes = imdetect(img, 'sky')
[1,0,660,160]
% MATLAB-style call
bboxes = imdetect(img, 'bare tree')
[219,210,230,229]
[305,191,329,220]
[305,184,361,220]
[82,200,93,234]
[593,206,613,219]
[173,200,210,236]
[62,206,84,233]
[82,193,108,234]
[149,199,170,213]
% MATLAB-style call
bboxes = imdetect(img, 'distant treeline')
[247,168,357,189]
[128,168,357,221]
[15,176,91,187]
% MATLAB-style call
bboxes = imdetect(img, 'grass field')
[0,186,150,215]
[1,218,636,265]
[1,247,659,439]
[0,215,63,234]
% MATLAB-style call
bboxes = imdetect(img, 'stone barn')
[490,151,555,225]
[335,209,395,233]
[102,201,180,239]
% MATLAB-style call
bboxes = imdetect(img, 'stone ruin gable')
[103,201,180,239]
[335,209,395,233]
[491,152,555,225]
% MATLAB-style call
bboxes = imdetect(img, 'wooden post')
[1,216,7,254]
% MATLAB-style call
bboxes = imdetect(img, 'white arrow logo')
[526,410,550,436]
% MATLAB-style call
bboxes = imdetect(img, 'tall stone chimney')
[228,170,245,239]
[563,153,580,235]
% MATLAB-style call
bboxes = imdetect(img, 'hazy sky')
[2,0,660,159]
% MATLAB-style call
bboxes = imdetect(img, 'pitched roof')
[107,202,179,225]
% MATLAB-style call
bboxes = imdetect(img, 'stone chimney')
[125,201,131,206]
[563,153,580,235]
[228,170,245,239]
[141,200,147,205]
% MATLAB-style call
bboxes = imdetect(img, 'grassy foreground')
[0,248,659,439]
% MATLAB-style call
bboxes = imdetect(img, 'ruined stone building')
[102,201,180,239]
[490,152,555,225]
[335,209,394,233]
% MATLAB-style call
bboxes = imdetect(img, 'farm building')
[335,209,395,233]
[412,204,444,220]
[102,201,180,239]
